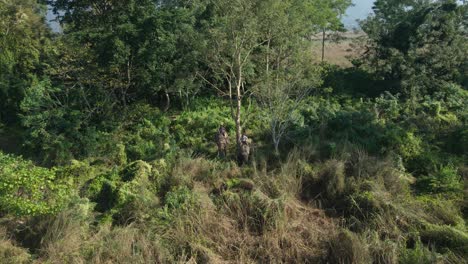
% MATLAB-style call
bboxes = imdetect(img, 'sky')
[46,0,376,32]
[343,0,375,29]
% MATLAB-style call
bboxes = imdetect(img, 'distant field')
[310,31,365,67]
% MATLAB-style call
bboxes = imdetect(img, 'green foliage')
[120,104,174,161]
[90,176,119,213]
[114,172,160,225]
[416,165,463,195]
[80,160,160,224]
[225,178,255,191]
[51,0,204,103]
[164,186,196,211]
[0,0,52,124]
[0,0,467,262]
[20,78,89,164]
[172,98,235,154]
[21,95,174,164]
[417,195,464,227]
[359,0,467,97]
[0,152,70,216]
[156,186,197,226]
[399,239,439,264]
[420,224,468,258]
[120,160,152,182]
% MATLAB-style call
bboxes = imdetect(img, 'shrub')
[301,159,345,203]
[156,186,198,226]
[216,190,284,235]
[348,190,383,219]
[121,104,174,162]
[113,180,160,225]
[416,165,463,195]
[320,160,346,200]
[172,98,234,155]
[399,239,439,264]
[0,152,70,216]
[225,178,255,192]
[81,160,160,224]
[120,160,152,182]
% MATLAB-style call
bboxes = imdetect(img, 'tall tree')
[312,0,351,62]
[358,0,467,98]
[0,0,52,123]
[201,0,351,154]
[50,0,204,108]
[254,0,326,154]
[200,0,264,151]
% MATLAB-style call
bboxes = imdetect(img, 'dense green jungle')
[0,0,467,263]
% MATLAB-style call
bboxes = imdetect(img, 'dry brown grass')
[163,194,336,263]
[310,31,366,67]
[38,214,171,263]
[0,227,31,264]
[327,230,372,264]
[0,154,373,263]
[158,155,338,263]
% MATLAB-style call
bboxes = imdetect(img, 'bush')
[40,197,94,262]
[416,165,463,195]
[216,190,284,235]
[156,186,198,226]
[172,98,234,155]
[399,239,439,264]
[300,159,345,203]
[120,160,152,182]
[122,108,173,161]
[320,160,346,200]
[113,179,160,225]
[20,78,110,165]
[0,152,70,216]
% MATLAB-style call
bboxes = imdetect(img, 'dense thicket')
[358,0,467,98]
[0,0,466,263]
[0,0,51,124]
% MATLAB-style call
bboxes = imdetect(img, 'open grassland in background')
[310,31,366,67]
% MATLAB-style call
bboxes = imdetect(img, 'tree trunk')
[273,138,280,156]
[322,28,326,62]
[235,83,242,152]
[235,53,243,153]
[164,90,170,112]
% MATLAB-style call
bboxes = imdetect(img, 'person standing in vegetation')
[215,125,229,158]
[238,131,250,165]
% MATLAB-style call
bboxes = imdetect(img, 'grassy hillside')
[0,0,466,263]
[1,93,467,263]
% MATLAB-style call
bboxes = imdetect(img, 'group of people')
[215,125,250,165]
